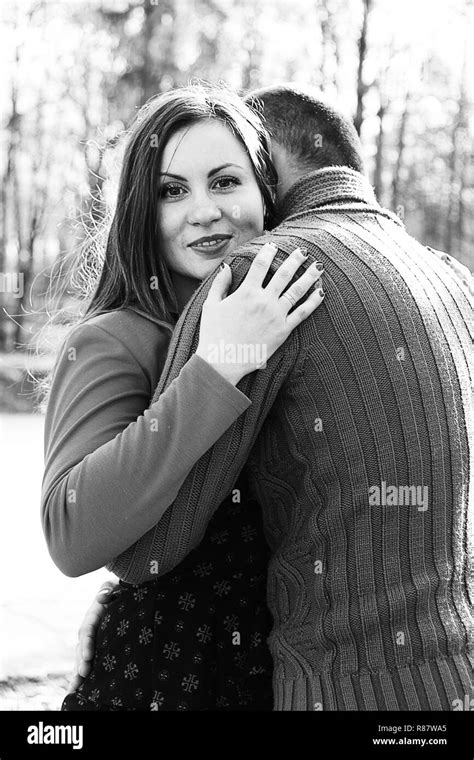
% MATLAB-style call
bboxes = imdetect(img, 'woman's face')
[158,119,265,280]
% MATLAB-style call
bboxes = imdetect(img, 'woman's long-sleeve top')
[41,307,252,577]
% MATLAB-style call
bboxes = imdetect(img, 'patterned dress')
[61,472,273,711]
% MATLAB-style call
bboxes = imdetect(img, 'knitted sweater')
[110,167,474,710]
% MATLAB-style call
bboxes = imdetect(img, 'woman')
[42,83,324,710]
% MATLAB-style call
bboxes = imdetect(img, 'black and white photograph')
[0,0,473,743]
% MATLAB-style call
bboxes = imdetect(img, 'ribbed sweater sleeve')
[109,245,303,584]
[41,319,251,578]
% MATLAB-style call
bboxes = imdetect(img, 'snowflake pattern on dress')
[61,479,273,712]
[89,689,100,703]
[124,662,139,680]
[138,626,153,645]
[116,619,130,637]
[100,613,111,631]
[213,580,231,597]
[178,593,196,612]
[194,562,213,578]
[102,654,116,672]
[181,674,199,693]
[162,642,181,660]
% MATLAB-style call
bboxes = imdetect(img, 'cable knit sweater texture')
[111,167,473,709]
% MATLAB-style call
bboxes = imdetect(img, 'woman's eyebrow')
[159,163,244,181]
[208,163,244,176]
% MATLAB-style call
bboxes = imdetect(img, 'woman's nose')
[187,194,223,225]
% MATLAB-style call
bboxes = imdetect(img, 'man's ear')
[270,141,301,202]
[270,140,285,173]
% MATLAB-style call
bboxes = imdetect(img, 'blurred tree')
[391,90,411,212]
[0,0,472,370]
[444,46,470,254]
[0,52,20,350]
[1,2,53,350]
[373,94,387,202]
[240,3,263,92]
[354,0,373,136]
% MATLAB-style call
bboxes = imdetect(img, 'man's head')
[244,84,365,202]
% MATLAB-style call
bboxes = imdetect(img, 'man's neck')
[276,166,379,220]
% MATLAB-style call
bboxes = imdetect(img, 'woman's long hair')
[87,82,277,324]
[34,82,277,411]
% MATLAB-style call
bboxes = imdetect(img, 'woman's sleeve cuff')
[188,353,252,414]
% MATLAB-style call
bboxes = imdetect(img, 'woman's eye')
[160,183,186,199]
[213,176,240,191]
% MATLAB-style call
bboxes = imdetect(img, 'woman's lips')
[188,237,233,256]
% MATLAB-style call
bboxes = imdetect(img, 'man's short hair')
[245,84,365,175]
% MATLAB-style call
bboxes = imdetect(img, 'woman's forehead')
[160,119,251,175]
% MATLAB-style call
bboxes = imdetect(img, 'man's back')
[112,167,473,710]
[246,170,473,709]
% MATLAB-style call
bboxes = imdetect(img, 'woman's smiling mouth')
[188,234,233,255]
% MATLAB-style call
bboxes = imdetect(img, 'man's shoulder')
[225,232,270,263]
[226,218,341,262]
[225,228,318,269]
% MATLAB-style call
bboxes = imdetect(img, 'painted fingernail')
[318,288,325,298]
[300,247,308,258]
[315,262,324,270]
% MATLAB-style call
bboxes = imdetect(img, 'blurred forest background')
[0,0,473,410]
[0,0,473,711]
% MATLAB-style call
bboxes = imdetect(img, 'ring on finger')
[281,292,297,307]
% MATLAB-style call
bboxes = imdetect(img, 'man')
[75,85,473,710]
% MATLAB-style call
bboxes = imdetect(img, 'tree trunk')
[391,91,411,211]
[0,122,15,351]
[457,145,470,261]
[443,51,468,254]
[354,0,372,136]
[373,99,386,202]
[241,5,263,92]
[12,101,48,350]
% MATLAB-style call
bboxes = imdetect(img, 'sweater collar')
[169,269,202,319]
[278,166,379,220]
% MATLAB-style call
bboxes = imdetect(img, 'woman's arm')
[41,319,252,577]
[109,241,325,583]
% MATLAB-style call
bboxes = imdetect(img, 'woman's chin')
[173,252,231,281]
[193,258,226,279]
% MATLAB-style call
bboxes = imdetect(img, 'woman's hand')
[69,581,118,692]
[195,242,325,386]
